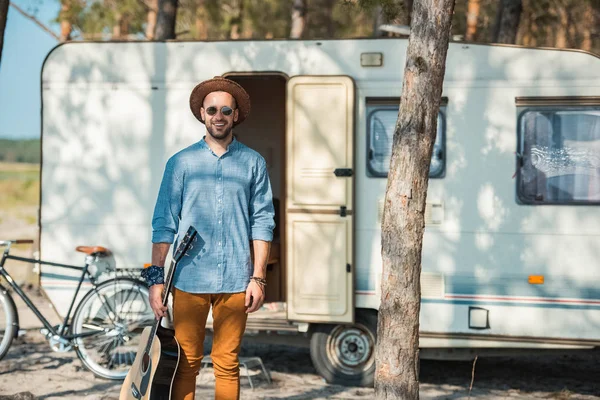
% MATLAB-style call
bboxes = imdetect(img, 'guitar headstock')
[173,226,198,263]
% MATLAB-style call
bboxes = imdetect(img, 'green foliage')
[79,0,146,36]
[347,0,404,21]
[0,162,40,210]
[0,139,41,164]
[52,0,600,55]
[244,0,291,39]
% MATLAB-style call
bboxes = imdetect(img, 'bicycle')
[0,239,154,380]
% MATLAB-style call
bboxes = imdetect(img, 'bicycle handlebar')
[0,239,34,247]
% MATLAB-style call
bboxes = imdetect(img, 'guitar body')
[120,226,196,400]
[120,325,181,400]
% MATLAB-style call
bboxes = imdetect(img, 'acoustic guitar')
[120,226,198,400]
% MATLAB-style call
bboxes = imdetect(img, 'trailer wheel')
[310,309,377,387]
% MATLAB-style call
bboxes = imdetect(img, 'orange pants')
[171,289,248,400]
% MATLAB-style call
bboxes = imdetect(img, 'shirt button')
[219,177,222,181]
[219,242,222,246]
[218,220,222,224]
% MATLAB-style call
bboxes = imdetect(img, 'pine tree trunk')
[59,0,72,42]
[155,0,178,40]
[465,0,480,41]
[373,5,386,37]
[113,13,131,40]
[403,0,414,26]
[580,2,592,51]
[113,15,121,39]
[146,0,158,39]
[324,0,335,38]
[375,0,455,399]
[229,0,243,39]
[555,3,568,48]
[493,0,522,44]
[290,0,307,39]
[0,0,8,68]
[195,0,207,39]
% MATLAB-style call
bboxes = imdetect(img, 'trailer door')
[286,76,355,323]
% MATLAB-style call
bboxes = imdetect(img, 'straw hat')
[189,76,251,126]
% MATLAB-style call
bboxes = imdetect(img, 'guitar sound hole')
[142,353,150,373]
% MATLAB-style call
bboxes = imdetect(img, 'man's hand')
[245,281,265,313]
[149,284,167,320]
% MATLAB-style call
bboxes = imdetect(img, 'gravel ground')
[1,321,599,399]
[0,286,599,399]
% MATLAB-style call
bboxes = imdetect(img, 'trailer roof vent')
[361,52,383,67]
[421,272,445,299]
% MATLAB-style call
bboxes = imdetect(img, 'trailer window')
[366,104,445,178]
[517,107,600,204]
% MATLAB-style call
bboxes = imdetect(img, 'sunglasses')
[204,106,235,116]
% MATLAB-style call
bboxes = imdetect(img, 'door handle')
[333,168,353,177]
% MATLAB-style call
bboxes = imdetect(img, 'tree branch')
[9,1,59,40]
[137,0,158,13]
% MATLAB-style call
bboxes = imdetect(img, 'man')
[144,76,275,400]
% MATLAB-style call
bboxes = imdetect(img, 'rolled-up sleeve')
[152,158,183,244]
[249,159,275,242]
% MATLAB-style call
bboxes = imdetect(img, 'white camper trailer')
[40,39,600,386]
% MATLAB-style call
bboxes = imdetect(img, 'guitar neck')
[144,258,178,355]
[142,226,196,356]
[162,258,177,307]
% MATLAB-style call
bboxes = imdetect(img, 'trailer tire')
[310,309,377,387]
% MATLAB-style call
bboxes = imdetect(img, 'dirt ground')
[1,222,599,399]
[1,290,600,400]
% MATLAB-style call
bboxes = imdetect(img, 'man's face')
[200,91,239,141]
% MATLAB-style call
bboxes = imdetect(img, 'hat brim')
[189,77,251,126]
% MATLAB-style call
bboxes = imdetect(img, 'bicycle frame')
[0,242,110,341]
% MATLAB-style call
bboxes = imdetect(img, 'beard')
[206,121,233,141]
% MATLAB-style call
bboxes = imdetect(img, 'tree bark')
[580,1,593,51]
[0,0,8,68]
[229,0,243,39]
[290,0,307,39]
[403,0,414,26]
[155,0,178,40]
[375,0,455,399]
[112,12,130,40]
[324,0,335,38]
[146,0,158,39]
[59,0,72,42]
[554,2,568,48]
[493,0,522,44]
[465,0,480,41]
[195,0,207,39]
[373,5,386,37]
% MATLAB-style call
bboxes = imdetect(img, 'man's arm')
[148,158,183,319]
[245,239,270,313]
[148,243,171,319]
[152,242,171,267]
[251,239,271,279]
[245,159,275,313]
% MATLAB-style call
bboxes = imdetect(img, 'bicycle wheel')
[0,284,18,361]
[71,277,154,380]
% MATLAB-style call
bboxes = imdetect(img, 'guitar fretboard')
[142,227,196,357]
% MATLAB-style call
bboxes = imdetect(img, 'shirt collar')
[199,135,238,155]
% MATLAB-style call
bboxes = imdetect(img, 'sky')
[0,0,60,139]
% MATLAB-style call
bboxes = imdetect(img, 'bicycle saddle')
[75,246,111,256]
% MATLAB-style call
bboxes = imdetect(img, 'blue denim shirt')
[151,137,275,294]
